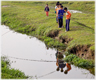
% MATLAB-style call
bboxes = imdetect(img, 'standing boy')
[55,1,60,13]
[58,5,65,28]
[64,7,71,32]
[56,3,60,23]
[44,4,49,16]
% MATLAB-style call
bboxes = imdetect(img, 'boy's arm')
[56,9,58,17]
[63,13,65,16]
[58,10,60,17]
[56,12,58,17]
[66,63,71,71]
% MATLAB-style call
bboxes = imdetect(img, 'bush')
[1,56,28,79]
[64,54,94,69]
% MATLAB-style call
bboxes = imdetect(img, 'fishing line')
[2,30,11,36]
[37,70,56,78]
[1,54,56,62]
[28,70,56,79]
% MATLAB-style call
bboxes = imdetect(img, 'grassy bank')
[1,1,95,74]
[1,56,28,79]
[64,53,95,75]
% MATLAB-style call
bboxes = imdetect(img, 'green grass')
[64,54,95,75]
[1,1,95,51]
[1,1,95,75]
[1,56,28,79]
[40,36,66,49]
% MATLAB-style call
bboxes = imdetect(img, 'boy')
[56,51,71,73]
[56,52,65,72]
[58,5,65,28]
[55,3,60,23]
[59,3,62,8]
[55,1,60,12]
[64,7,71,32]
[44,4,49,16]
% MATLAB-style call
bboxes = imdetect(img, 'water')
[1,25,95,79]
[69,10,82,13]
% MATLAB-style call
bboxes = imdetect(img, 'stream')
[1,25,95,79]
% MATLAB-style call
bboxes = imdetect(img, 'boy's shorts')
[59,64,66,68]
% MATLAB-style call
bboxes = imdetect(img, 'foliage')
[1,56,28,79]
[64,54,94,69]
[1,1,95,74]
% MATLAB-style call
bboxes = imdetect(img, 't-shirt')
[56,8,61,16]
[55,6,57,9]
[45,7,49,12]
[66,11,71,19]
[58,9,65,19]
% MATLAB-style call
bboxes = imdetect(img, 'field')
[1,1,95,76]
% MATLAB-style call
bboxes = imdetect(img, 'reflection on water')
[55,51,72,74]
[1,25,95,79]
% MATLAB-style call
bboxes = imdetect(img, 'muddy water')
[1,25,95,79]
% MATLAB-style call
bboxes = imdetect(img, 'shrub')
[64,54,94,69]
[1,56,28,79]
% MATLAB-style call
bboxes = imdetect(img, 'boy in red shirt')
[64,7,71,32]
[44,4,49,16]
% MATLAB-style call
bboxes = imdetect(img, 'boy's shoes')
[65,30,67,32]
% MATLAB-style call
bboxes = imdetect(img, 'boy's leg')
[58,19,60,28]
[46,12,47,16]
[47,12,49,16]
[60,19,62,28]
[61,18,63,28]
[46,12,48,16]
[61,68,63,72]
[66,19,68,31]
[56,17,58,23]
[66,19,69,31]
[68,19,70,30]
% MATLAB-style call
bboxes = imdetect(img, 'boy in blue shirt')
[58,5,65,28]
